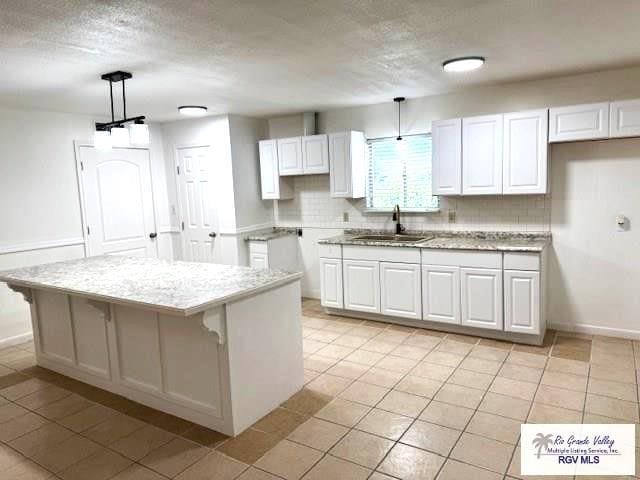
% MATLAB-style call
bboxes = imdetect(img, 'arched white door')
[78,146,158,257]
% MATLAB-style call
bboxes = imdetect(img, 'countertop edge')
[317,238,550,253]
[2,272,303,317]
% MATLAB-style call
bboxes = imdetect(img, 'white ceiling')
[2,0,640,121]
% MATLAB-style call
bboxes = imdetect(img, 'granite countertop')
[0,256,302,316]
[245,228,298,242]
[319,230,551,252]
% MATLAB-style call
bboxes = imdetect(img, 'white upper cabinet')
[329,131,366,198]
[258,140,293,200]
[431,118,462,195]
[503,109,549,195]
[548,102,609,142]
[302,134,329,174]
[462,114,503,195]
[610,99,640,138]
[277,136,303,175]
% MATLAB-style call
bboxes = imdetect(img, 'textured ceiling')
[1,0,640,121]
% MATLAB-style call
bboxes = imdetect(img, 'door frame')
[172,143,216,262]
[73,141,159,257]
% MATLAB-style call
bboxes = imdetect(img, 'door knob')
[209,232,217,238]
[149,232,158,239]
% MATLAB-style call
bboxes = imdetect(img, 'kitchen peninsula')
[0,256,303,436]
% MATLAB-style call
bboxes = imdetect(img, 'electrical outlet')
[448,210,456,223]
[343,212,349,222]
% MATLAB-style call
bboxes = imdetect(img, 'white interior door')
[79,146,158,257]
[175,146,220,263]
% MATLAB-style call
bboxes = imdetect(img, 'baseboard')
[0,332,33,349]
[549,321,640,340]
[302,288,320,300]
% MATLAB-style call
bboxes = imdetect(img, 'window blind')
[366,134,439,210]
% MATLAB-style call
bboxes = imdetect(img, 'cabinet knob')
[149,232,158,239]
[209,232,217,238]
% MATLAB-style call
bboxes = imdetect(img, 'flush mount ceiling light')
[394,97,405,141]
[178,105,208,116]
[442,56,485,73]
[94,71,149,150]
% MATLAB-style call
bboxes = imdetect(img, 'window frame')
[364,133,440,214]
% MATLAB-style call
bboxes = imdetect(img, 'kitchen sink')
[352,234,433,242]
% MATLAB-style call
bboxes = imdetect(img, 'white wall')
[227,115,273,230]
[0,106,173,347]
[548,139,640,338]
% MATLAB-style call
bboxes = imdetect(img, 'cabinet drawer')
[343,246,420,263]
[318,244,342,259]
[503,252,540,271]
[421,249,502,269]
[249,241,268,254]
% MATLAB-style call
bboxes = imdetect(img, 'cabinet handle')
[209,232,217,238]
[149,232,158,239]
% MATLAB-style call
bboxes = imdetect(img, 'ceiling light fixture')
[94,71,149,150]
[442,56,485,73]
[394,97,405,141]
[178,105,208,116]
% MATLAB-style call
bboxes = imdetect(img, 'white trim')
[0,332,33,350]
[218,222,276,236]
[549,321,640,341]
[0,237,85,255]
[158,226,180,234]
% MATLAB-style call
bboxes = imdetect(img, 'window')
[366,134,439,211]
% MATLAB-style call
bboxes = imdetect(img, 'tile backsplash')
[275,175,550,232]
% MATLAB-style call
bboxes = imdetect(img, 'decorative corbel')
[201,308,226,345]
[87,299,111,321]
[8,284,33,304]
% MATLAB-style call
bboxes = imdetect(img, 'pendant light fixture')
[394,97,405,141]
[94,71,149,150]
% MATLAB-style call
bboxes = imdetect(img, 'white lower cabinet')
[343,259,380,313]
[422,265,460,325]
[250,251,268,269]
[460,268,503,330]
[319,258,343,309]
[504,270,540,334]
[380,262,421,320]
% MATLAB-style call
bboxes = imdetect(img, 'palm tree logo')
[532,433,554,459]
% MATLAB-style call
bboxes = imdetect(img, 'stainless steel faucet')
[392,204,405,234]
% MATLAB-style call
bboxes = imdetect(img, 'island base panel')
[28,280,303,436]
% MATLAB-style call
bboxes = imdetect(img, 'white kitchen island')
[0,256,304,436]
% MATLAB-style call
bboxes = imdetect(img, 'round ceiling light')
[178,105,208,116]
[442,56,485,73]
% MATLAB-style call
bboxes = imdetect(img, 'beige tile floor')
[0,298,638,479]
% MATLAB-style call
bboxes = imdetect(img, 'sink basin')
[353,234,433,242]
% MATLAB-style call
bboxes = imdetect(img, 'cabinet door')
[277,137,303,175]
[343,260,380,313]
[250,252,269,269]
[380,262,422,319]
[461,268,503,330]
[610,99,640,138]
[259,140,279,199]
[549,103,609,142]
[329,132,352,197]
[302,134,329,174]
[432,118,462,195]
[422,265,460,325]
[504,270,540,334]
[320,258,343,308]
[503,109,548,194]
[462,114,503,195]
